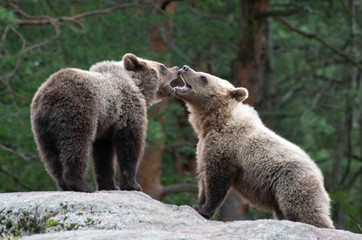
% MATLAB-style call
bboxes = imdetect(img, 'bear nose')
[178,65,189,73]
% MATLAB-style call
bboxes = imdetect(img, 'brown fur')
[31,53,178,192]
[172,67,335,228]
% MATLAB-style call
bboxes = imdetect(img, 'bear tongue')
[176,75,191,92]
[174,85,191,93]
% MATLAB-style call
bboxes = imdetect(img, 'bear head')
[122,53,179,106]
[171,65,248,111]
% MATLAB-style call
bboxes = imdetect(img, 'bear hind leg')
[113,120,145,191]
[278,185,335,228]
[41,146,71,191]
[281,206,334,228]
[46,154,71,191]
[92,138,118,190]
[60,141,95,193]
[62,167,94,192]
[34,129,71,191]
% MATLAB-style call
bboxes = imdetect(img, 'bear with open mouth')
[170,65,334,229]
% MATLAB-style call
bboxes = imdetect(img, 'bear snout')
[178,65,189,73]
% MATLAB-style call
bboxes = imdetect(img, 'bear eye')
[200,76,208,83]
[160,65,167,75]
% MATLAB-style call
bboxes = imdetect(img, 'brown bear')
[31,53,178,192]
[171,65,335,229]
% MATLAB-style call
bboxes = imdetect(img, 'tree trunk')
[262,16,275,128]
[137,0,175,200]
[232,0,270,107]
[138,101,167,200]
[220,0,271,222]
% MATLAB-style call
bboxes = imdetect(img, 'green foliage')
[162,172,197,206]
[247,208,273,221]
[162,192,197,206]
[331,189,361,233]
[0,0,361,232]
[270,0,362,231]
[0,7,16,25]
[146,119,163,142]
[45,219,64,228]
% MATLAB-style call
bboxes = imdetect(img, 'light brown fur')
[172,66,334,228]
[31,53,178,192]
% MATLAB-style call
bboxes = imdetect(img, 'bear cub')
[31,53,178,192]
[171,65,334,229]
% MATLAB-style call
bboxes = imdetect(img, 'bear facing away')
[31,53,178,192]
[171,65,334,228]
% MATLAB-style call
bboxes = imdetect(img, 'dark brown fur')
[31,53,178,192]
[172,67,334,228]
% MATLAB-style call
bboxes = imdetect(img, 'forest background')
[0,0,361,233]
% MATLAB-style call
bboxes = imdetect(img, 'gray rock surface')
[0,191,360,240]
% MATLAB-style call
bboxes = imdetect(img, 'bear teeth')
[180,75,192,89]
[180,75,187,87]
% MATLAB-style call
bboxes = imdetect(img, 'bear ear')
[123,53,145,72]
[229,87,248,102]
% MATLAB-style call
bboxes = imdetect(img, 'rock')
[0,191,360,240]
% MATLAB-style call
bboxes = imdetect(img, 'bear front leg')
[114,119,146,191]
[92,138,119,191]
[194,163,232,219]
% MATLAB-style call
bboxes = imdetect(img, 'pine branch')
[351,154,362,162]
[255,7,303,19]
[159,26,194,64]
[1,24,11,42]
[345,166,362,189]
[0,166,34,191]
[0,143,39,162]
[10,1,149,26]
[276,16,362,71]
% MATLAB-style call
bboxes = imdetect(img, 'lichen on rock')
[0,191,360,240]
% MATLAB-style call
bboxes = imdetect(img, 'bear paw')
[119,182,142,191]
[98,184,120,191]
[193,205,213,219]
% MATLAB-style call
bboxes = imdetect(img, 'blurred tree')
[0,0,361,232]
[232,0,270,107]
[220,0,271,222]
[138,0,175,200]
[270,0,362,230]
[138,0,198,200]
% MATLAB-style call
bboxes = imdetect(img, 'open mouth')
[170,74,192,94]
